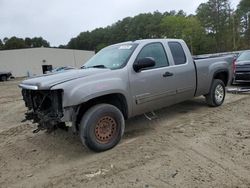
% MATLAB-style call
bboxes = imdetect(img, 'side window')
[168,42,187,65]
[137,43,169,69]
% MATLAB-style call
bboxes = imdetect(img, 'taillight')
[232,58,236,74]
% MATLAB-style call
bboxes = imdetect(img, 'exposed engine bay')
[22,89,64,132]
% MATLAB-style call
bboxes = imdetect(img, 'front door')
[129,42,177,116]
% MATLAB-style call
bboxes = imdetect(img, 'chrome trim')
[135,90,176,104]
[19,84,38,90]
[236,72,250,75]
[234,80,250,83]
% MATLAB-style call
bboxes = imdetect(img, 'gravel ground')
[0,80,250,188]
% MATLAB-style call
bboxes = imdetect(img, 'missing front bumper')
[21,89,64,131]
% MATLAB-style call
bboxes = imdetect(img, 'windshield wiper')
[83,65,108,69]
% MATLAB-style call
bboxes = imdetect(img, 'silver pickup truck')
[19,39,234,152]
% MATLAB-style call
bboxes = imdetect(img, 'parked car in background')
[45,66,76,74]
[234,50,250,83]
[0,72,12,81]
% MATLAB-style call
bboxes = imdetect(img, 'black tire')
[1,75,7,82]
[205,79,226,107]
[79,104,125,152]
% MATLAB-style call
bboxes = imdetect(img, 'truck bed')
[194,55,234,96]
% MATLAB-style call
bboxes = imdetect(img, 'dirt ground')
[0,79,250,188]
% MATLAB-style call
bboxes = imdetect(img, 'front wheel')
[79,104,125,152]
[205,79,226,107]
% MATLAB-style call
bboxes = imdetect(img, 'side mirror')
[133,57,156,72]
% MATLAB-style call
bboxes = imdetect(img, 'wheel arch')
[213,69,229,86]
[75,93,128,130]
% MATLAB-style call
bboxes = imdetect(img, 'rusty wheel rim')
[94,116,117,144]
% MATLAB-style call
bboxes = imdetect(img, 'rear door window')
[168,42,187,65]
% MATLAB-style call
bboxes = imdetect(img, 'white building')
[0,47,95,77]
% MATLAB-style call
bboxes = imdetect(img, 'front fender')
[51,69,131,107]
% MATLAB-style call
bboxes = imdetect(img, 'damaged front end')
[21,88,64,132]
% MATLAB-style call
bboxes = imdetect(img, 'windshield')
[237,51,250,62]
[82,43,138,70]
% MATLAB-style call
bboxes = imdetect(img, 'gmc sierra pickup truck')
[19,39,234,152]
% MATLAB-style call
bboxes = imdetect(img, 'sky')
[0,0,241,46]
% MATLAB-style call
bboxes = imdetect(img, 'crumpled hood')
[20,68,110,90]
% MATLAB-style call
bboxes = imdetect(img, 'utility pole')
[232,13,236,50]
[247,12,250,46]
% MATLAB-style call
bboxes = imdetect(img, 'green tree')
[96,43,107,52]
[238,0,250,13]
[161,15,208,54]
[65,3,248,54]
[196,0,232,52]
[0,36,50,50]
[58,45,66,49]
[25,37,32,47]
[67,12,165,51]
[3,37,8,44]
[3,37,26,50]
[237,0,250,48]
[125,12,163,40]
[30,37,50,47]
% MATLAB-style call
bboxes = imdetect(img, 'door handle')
[163,72,174,77]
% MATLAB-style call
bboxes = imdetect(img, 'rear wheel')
[206,79,225,107]
[79,104,125,152]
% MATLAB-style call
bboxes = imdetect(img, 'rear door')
[167,41,196,103]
